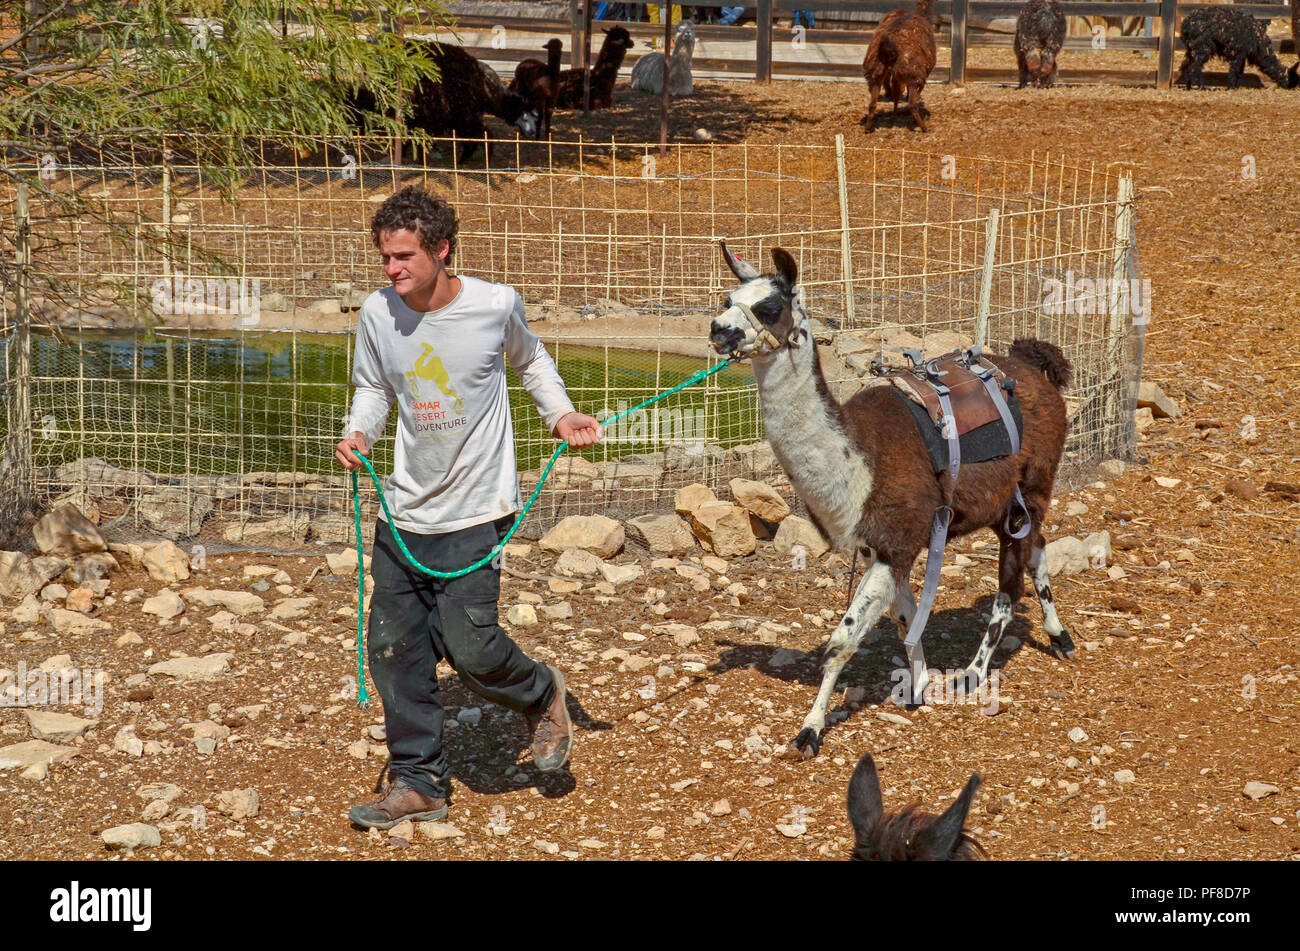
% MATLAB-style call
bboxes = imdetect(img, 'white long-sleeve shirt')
[345,276,576,534]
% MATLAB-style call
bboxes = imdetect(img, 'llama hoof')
[788,728,821,759]
[1049,631,1076,660]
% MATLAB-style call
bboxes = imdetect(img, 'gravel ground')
[2,77,1298,861]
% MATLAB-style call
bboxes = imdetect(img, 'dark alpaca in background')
[847,754,985,860]
[556,26,636,110]
[1176,7,1300,89]
[510,38,564,139]
[861,0,937,132]
[1015,0,1066,88]
[344,42,538,163]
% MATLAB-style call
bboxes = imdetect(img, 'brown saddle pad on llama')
[878,351,1023,474]
[886,353,1004,436]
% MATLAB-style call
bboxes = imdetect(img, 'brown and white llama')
[709,243,1075,758]
[847,753,984,860]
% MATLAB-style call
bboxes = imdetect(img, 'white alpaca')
[630,19,696,96]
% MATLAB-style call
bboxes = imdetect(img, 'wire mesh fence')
[0,133,1141,550]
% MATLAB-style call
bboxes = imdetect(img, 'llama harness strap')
[871,347,1032,699]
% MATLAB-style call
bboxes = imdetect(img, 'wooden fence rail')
[529,0,1297,87]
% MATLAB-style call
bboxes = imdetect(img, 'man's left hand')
[555,412,602,448]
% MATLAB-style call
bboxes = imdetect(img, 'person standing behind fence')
[335,186,602,830]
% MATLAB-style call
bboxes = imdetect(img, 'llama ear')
[771,247,798,288]
[846,753,884,841]
[720,241,759,282]
[916,773,981,859]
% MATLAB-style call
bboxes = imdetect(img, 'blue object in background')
[792,10,815,28]
[719,6,745,25]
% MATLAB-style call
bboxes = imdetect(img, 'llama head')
[710,243,809,360]
[671,20,697,63]
[847,753,985,861]
[499,89,540,138]
[601,26,636,56]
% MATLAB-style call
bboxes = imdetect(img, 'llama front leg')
[863,83,881,133]
[1028,541,1075,659]
[1228,54,1247,89]
[789,561,895,759]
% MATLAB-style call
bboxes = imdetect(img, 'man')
[335,186,601,829]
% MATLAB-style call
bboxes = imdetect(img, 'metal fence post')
[973,206,999,348]
[835,134,856,328]
[951,0,969,86]
[1111,174,1143,457]
[12,182,34,521]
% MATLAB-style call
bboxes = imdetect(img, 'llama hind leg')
[907,84,928,133]
[789,560,895,759]
[954,536,1023,694]
[1028,540,1075,659]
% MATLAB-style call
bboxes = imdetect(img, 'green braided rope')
[348,359,733,707]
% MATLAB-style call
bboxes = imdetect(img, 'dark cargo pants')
[367,515,556,799]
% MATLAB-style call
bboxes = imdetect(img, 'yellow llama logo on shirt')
[406,343,468,437]
[405,342,466,412]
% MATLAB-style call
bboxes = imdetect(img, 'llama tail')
[879,35,899,68]
[1010,337,1073,391]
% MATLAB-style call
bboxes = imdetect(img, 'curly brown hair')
[370,186,459,264]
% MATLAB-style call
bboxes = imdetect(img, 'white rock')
[728,478,790,523]
[1137,381,1179,419]
[772,516,830,559]
[1045,537,1089,576]
[457,707,482,727]
[181,587,265,616]
[0,739,78,771]
[11,595,42,624]
[216,788,260,819]
[141,540,192,583]
[599,562,644,586]
[113,727,144,757]
[418,822,465,841]
[270,596,315,620]
[142,589,186,621]
[24,710,98,743]
[147,653,233,682]
[625,513,696,554]
[674,483,717,516]
[690,502,756,558]
[555,548,603,578]
[1114,769,1136,784]
[538,515,624,559]
[32,504,108,558]
[1243,781,1279,801]
[507,604,539,627]
[101,823,161,850]
[45,607,112,636]
[1068,727,1089,744]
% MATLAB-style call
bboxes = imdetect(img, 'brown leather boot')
[524,665,573,772]
[348,779,448,830]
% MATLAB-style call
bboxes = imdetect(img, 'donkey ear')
[771,247,798,288]
[847,753,884,841]
[719,241,759,281]
[916,773,981,859]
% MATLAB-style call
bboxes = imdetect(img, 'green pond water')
[6,329,759,477]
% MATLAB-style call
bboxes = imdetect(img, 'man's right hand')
[335,432,369,471]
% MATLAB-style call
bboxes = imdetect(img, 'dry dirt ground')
[3,77,1300,861]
